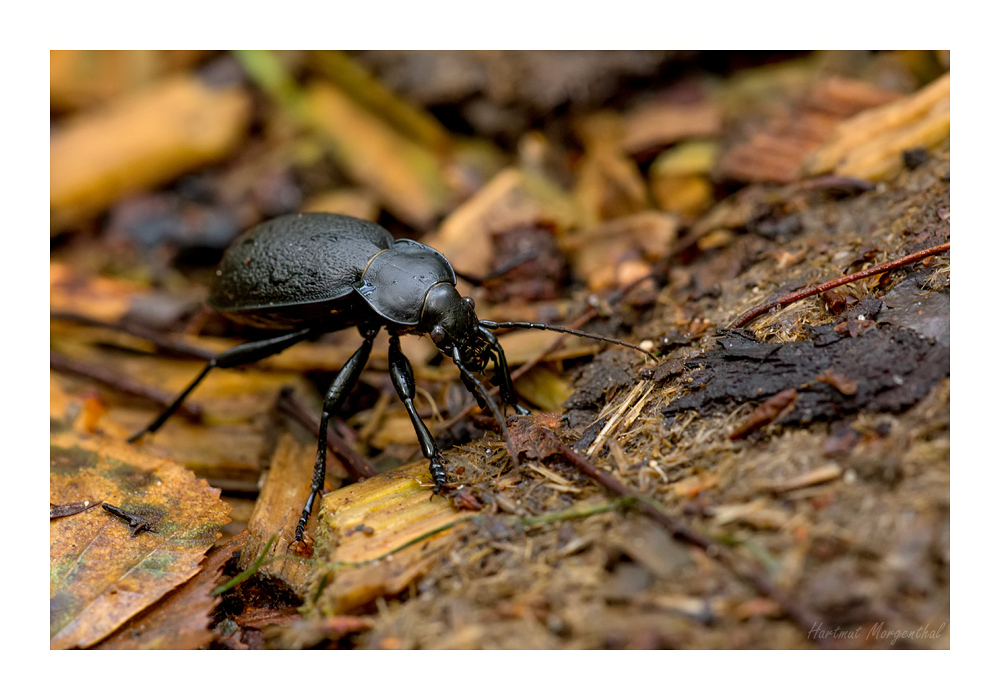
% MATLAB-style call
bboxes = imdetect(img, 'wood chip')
[767,464,844,494]
[51,74,251,230]
[804,73,950,180]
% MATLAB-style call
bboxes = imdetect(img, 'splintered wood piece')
[309,460,470,614]
[238,434,345,595]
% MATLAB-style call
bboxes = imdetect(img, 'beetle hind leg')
[128,327,314,443]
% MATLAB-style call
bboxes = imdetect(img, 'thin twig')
[50,352,203,422]
[50,311,215,360]
[730,242,950,329]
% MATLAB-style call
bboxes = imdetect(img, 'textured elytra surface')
[207,213,393,315]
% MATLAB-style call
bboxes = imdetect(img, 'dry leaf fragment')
[672,473,720,498]
[512,365,573,413]
[567,211,677,291]
[711,500,790,529]
[716,76,901,183]
[50,432,230,649]
[767,465,844,495]
[50,261,150,325]
[310,51,452,153]
[506,413,567,462]
[304,82,450,230]
[573,112,650,226]
[803,73,949,181]
[729,388,798,440]
[95,532,245,650]
[50,50,209,111]
[817,369,860,396]
[620,100,723,155]
[426,167,580,279]
[51,74,251,230]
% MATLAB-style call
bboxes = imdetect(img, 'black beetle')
[129,212,652,543]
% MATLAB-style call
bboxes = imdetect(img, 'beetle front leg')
[294,327,378,543]
[478,325,530,415]
[387,334,447,492]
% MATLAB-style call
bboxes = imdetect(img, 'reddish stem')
[731,242,950,329]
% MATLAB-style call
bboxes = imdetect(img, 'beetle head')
[421,283,489,369]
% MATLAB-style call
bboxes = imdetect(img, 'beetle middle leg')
[294,326,379,543]
[388,334,448,492]
[128,327,314,443]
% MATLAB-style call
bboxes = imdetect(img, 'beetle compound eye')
[431,325,447,344]
[463,296,475,310]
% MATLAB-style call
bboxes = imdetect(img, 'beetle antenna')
[452,348,520,469]
[479,320,657,361]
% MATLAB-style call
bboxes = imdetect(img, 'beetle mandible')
[128,213,652,544]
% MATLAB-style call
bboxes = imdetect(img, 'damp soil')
[283,143,950,650]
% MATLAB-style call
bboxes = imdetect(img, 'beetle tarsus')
[429,457,448,493]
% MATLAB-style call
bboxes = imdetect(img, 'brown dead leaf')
[96,531,245,649]
[310,51,452,153]
[573,112,650,226]
[50,50,210,111]
[716,76,901,183]
[512,365,573,413]
[50,262,152,324]
[817,369,860,396]
[565,211,677,291]
[620,100,723,155]
[50,432,231,648]
[672,473,720,498]
[302,187,380,221]
[804,73,949,181]
[507,413,566,461]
